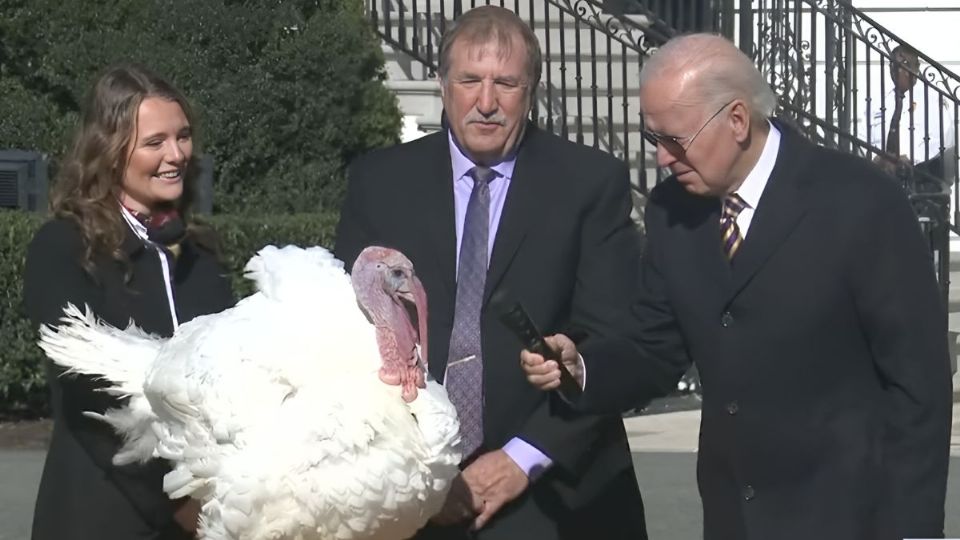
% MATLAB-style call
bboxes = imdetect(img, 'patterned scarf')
[122,203,187,258]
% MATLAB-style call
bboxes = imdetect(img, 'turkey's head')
[352,246,429,402]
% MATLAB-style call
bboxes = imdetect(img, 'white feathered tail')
[39,303,164,465]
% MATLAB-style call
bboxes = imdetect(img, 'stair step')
[385,79,441,93]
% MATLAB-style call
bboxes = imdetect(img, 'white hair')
[639,33,777,122]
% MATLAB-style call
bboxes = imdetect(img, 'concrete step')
[943,228,960,343]
[951,231,960,261]
[385,79,444,118]
[375,2,653,85]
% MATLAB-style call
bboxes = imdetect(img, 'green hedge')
[0,212,46,416]
[0,0,400,214]
[0,210,340,416]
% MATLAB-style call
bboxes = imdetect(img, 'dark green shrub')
[0,0,400,214]
[0,211,47,416]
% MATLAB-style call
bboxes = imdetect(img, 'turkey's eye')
[391,269,404,279]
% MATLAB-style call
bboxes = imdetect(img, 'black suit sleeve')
[23,221,103,332]
[848,188,952,537]
[334,160,378,271]
[518,160,685,474]
[577,186,692,414]
[23,220,179,531]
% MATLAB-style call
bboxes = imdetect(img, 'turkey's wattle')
[351,247,428,403]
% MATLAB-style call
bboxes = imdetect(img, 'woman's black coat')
[23,217,234,539]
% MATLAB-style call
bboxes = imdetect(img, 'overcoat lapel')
[686,198,734,292]
[728,125,810,300]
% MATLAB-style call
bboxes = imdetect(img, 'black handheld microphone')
[493,294,583,398]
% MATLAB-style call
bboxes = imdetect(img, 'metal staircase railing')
[696,0,959,305]
[726,0,959,305]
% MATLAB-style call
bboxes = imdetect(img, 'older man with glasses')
[641,99,735,157]
[522,33,952,540]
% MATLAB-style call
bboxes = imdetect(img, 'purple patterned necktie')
[721,193,748,259]
[446,165,496,459]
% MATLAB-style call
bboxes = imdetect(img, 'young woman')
[23,64,234,539]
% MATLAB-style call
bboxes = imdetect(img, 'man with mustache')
[335,6,649,539]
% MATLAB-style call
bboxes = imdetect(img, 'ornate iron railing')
[624,0,716,33]
[733,0,960,227]
[723,0,959,304]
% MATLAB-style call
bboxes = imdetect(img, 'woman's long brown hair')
[51,64,208,275]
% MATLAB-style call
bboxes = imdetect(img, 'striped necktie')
[721,194,748,259]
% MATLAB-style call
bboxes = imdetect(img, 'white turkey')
[38,245,462,540]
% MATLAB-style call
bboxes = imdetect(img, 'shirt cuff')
[502,438,553,481]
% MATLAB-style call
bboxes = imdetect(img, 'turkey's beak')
[397,274,428,368]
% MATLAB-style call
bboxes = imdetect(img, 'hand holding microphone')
[492,294,584,397]
[519,333,584,395]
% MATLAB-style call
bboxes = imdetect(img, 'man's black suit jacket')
[579,122,954,540]
[335,126,663,539]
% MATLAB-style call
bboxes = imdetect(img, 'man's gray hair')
[640,33,778,122]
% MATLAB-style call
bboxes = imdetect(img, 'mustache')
[465,113,506,125]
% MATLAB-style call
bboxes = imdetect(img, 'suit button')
[742,484,755,501]
[726,401,739,415]
[720,311,734,327]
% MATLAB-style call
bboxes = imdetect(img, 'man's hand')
[461,450,530,530]
[172,498,201,535]
[519,333,583,391]
[430,473,483,526]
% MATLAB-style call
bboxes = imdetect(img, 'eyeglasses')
[642,100,735,156]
